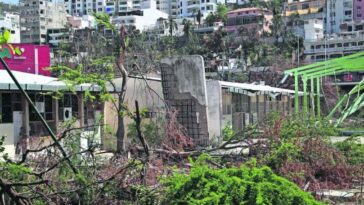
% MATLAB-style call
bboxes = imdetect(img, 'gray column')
[22,95,30,137]
[78,93,84,127]
[256,95,259,123]
[52,98,59,133]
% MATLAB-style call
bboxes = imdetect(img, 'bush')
[264,113,337,140]
[162,156,323,205]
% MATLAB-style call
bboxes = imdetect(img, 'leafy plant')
[162,155,323,205]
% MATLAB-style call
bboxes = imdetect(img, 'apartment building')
[353,0,364,21]
[0,12,20,43]
[62,0,105,16]
[226,7,273,34]
[304,33,364,63]
[104,0,157,15]
[20,0,67,44]
[326,0,353,34]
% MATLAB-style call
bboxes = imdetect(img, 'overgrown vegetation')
[253,113,362,192]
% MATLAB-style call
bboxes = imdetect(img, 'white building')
[62,0,105,16]
[20,0,68,44]
[178,0,225,19]
[67,15,96,29]
[112,8,168,32]
[326,0,353,34]
[0,12,21,43]
[157,0,178,17]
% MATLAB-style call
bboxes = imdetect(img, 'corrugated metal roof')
[219,81,304,96]
[0,70,107,92]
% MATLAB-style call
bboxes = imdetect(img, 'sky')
[2,0,19,4]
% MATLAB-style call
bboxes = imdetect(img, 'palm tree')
[167,16,178,36]
[196,10,202,26]
[182,19,193,40]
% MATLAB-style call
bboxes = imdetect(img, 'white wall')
[206,80,223,146]
[304,19,323,40]
[0,123,15,159]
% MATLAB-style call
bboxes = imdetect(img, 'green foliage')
[0,29,10,44]
[162,155,323,205]
[93,12,115,31]
[222,124,235,141]
[334,137,364,165]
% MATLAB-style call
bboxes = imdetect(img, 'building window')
[29,94,53,121]
[345,10,352,15]
[1,93,13,123]
[289,5,297,11]
[302,3,309,9]
[337,43,342,47]
[356,25,363,30]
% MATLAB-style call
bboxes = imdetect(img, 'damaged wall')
[160,56,209,146]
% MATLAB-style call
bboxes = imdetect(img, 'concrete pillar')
[22,95,30,137]
[52,98,59,133]
[263,94,267,117]
[256,95,259,123]
[78,93,84,127]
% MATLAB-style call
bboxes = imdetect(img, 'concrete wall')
[104,76,165,150]
[160,56,209,146]
[0,123,15,159]
[206,80,223,146]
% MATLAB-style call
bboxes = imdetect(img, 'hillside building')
[0,12,20,43]
[20,0,67,44]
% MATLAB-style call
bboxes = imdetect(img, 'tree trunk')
[116,63,128,153]
[116,104,125,152]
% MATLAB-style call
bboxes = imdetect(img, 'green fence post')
[317,77,321,117]
[295,70,299,114]
[310,77,315,116]
[302,77,308,115]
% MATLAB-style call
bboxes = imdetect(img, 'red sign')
[0,43,51,76]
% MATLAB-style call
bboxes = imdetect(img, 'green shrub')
[161,156,323,205]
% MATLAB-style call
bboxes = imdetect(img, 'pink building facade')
[0,44,51,76]
[354,0,364,21]
[226,8,273,34]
